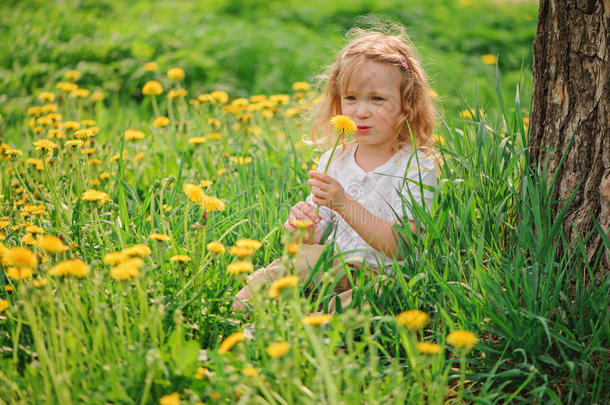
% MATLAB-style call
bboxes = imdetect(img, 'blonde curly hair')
[308,24,436,154]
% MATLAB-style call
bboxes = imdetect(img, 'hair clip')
[399,55,409,70]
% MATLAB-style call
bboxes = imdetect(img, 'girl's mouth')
[357,125,371,134]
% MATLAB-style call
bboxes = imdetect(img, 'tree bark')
[530,0,609,271]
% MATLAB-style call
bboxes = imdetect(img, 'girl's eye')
[345,95,356,101]
[371,96,384,102]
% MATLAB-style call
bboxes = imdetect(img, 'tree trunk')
[530,0,609,271]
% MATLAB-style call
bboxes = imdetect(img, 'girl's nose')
[355,102,370,119]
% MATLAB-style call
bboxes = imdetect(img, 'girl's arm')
[307,171,417,259]
[338,195,416,259]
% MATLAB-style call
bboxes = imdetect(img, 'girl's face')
[340,60,403,154]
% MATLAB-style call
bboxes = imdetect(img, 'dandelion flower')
[301,313,332,326]
[330,115,357,135]
[6,267,34,280]
[159,392,180,405]
[65,140,84,148]
[447,330,478,351]
[268,275,298,298]
[183,183,205,204]
[150,233,171,242]
[33,139,57,153]
[74,128,94,139]
[25,225,44,234]
[286,243,299,256]
[194,366,208,379]
[481,54,497,65]
[110,261,141,281]
[266,341,290,358]
[235,239,262,250]
[5,247,37,268]
[187,136,207,144]
[202,195,225,213]
[104,251,128,265]
[416,341,442,355]
[124,129,145,141]
[153,116,170,127]
[122,244,151,257]
[167,67,185,80]
[206,241,225,254]
[210,90,229,104]
[228,245,255,258]
[200,180,213,187]
[142,80,163,96]
[227,261,253,275]
[82,190,109,204]
[218,331,245,354]
[0,299,9,312]
[91,91,105,101]
[32,277,48,287]
[144,61,158,71]
[396,309,430,332]
[292,81,310,91]
[291,219,313,229]
[242,367,259,377]
[170,255,191,263]
[37,235,69,254]
[49,259,90,278]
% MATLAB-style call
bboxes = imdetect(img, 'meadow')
[1,0,609,404]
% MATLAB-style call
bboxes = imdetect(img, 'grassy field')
[1,0,609,404]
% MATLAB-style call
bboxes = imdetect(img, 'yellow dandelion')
[124,129,145,141]
[183,183,205,204]
[202,195,225,213]
[416,341,442,355]
[194,366,208,379]
[481,54,497,65]
[159,392,180,405]
[210,90,229,104]
[49,259,90,278]
[122,244,151,257]
[6,267,34,280]
[291,219,313,229]
[39,92,55,102]
[25,225,44,234]
[206,241,225,254]
[218,331,245,354]
[150,233,171,242]
[37,235,69,254]
[207,132,222,141]
[217,168,227,176]
[65,140,84,148]
[0,299,9,312]
[286,243,299,256]
[110,262,141,281]
[200,179,213,187]
[301,313,332,326]
[65,70,81,81]
[396,309,430,332]
[187,136,207,144]
[104,251,128,265]
[91,91,104,101]
[330,115,357,135]
[32,277,48,287]
[82,190,109,204]
[228,245,255,258]
[74,128,94,139]
[170,255,191,263]
[226,261,253,275]
[142,80,163,96]
[235,239,262,251]
[4,247,37,268]
[144,61,158,71]
[266,341,290,358]
[153,116,170,127]
[292,81,310,91]
[72,88,90,98]
[33,139,57,153]
[268,275,298,298]
[447,330,478,350]
[167,67,185,80]
[242,366,259,377]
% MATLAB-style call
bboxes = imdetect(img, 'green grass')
[1,0,609,404]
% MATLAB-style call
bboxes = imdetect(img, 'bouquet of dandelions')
[307,115,357,240]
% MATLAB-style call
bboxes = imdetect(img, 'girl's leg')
[233,244,326,310]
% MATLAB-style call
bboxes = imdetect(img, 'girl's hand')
[283,201,321,232]
[307,171,347,214]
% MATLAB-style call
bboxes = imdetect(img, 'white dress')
[306,143,437,271]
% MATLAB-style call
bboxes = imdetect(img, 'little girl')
[234,26,437,312]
